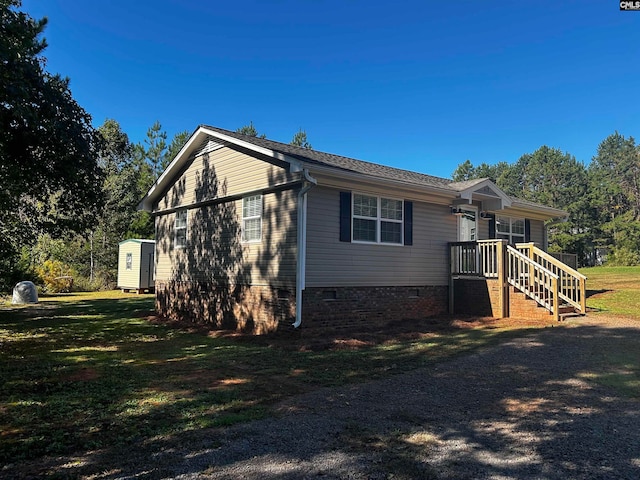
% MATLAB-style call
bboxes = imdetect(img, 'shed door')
[147,252,154,287]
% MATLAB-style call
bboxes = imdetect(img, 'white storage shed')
[117,239,155,293]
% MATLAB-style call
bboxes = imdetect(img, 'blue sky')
[21,0,640,178]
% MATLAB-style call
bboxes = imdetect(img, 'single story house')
[139,125,586,333]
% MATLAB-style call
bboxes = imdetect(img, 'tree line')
[0,0,315,292]
[2,113,311,292]
[1,0,637,293]
[451,133,640,267]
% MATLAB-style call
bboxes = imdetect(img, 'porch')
[449,239,587,321]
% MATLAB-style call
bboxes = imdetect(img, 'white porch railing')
[507,245,559,321]
[450,239,585,320]
[516,243,587,314]
[450,239,504,278]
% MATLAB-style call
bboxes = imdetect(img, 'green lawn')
[0,291,525,464]
[3,271,640,467]
[581,265,640,317]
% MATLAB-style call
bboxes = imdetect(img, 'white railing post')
[527,244,587,314]
[506,245,558,317]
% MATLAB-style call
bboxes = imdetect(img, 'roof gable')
[449,178,513,209]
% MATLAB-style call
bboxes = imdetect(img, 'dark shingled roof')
[201,125,453,191]
[198,125,566,217]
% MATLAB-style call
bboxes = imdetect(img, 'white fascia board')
[138,126,303,212]
[118,238,156,245]
[507,202,568,221]
[199,127,304,171]
[138,128,208,211]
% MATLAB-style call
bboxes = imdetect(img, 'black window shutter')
[404,200,413,246]
[525,219,531,243]
[489,214,496,239]
[339,191,352,242]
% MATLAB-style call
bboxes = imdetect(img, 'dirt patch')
[148,313,558,352]
[62,367,100,382]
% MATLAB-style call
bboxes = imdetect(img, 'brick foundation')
[155,281,448,334]
[155,281,295,334]
[508,287,555,320]
[301,286,448,330]
[452,278,558,320]
[453,277,503,317]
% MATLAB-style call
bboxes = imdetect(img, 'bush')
[72,272,115,292]
[606,246,640,266]
[35,260,76,293]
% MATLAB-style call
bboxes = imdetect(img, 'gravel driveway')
[13,317,640,479]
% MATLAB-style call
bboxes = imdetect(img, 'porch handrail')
[450,241,478,276]
[516,243,587,313]
[507,245,559,321]
[450,240,504,278]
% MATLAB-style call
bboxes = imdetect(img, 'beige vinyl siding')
[528,219,545,247]
[155,213,175,281]
[155,189,298,288]
[155,145,296,211]
[241,188,298,287]
[305,186,457,287]
[477,213,490,240]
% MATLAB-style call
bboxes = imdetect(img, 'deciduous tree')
[0,0,102,289]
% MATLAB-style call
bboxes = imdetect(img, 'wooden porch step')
[558,304,574,315]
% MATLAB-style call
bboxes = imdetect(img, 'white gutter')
[293,169,317,328]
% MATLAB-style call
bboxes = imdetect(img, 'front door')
[458,206,478,242]
[457,206,478,273]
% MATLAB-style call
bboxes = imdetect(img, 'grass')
[3,268,640,470]
[0,291,531,465]
[581,265,640,317]
[578,266,640,398]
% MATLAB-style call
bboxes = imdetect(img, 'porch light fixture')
[450,206,465,216]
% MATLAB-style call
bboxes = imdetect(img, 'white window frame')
[496,215,525,244]
[352,193,404,245]
[174,209,188,249]
[242,194,262,243]
[125,253,133,270]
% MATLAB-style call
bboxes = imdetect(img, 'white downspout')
[293,169,317,328]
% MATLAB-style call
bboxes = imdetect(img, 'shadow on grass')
[586,288,612,298]
[2,296,640,478]
[66,323,639,480]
